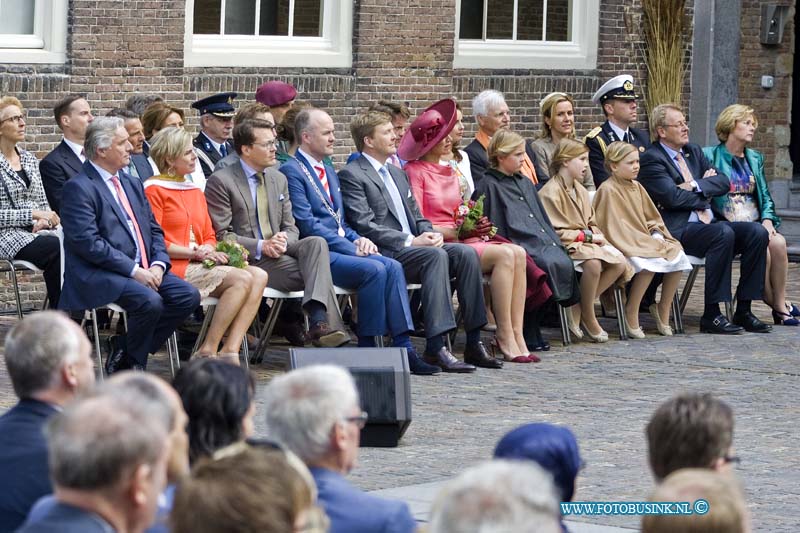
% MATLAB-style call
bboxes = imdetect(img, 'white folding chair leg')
[88,309,105,380]
[672,294,684,334]
[253,298,285,364]
[191,304,217,355]
[558,305,571,346]
[167,332,180,377]
[614,286,628,340]
[7,262,23,320]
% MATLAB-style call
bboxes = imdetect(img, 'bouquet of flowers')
[453,194,497,241]
[202,237,249,269]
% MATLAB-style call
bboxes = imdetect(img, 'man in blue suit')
[106,108,156,181]
[0,311,96,532]
[281,109,439,375]
[59,116,200,372]
[264,365,417,533]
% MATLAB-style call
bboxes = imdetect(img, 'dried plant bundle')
[641,0,688,112]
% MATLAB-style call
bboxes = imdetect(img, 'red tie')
[110,176,149,268]
[315,165,331,201]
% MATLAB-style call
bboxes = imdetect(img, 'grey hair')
[429,460,562,533]
[472,90,506,120]
[4,311,85,398]
[126,94,164,117]
[294,108,323,145]
[46,389,168,491]
[85,116,125,160]
[102,373,176,433]
[263,365,359,464]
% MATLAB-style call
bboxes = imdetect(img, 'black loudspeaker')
[289,347,412,447]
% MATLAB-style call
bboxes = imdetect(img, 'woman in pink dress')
[400,99,533,362]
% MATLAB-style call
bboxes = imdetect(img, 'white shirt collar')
[297,148,322,170]
[89,161,115,182]
[362,152,387,174]
[63,137,85,161]
[607,121,629,142]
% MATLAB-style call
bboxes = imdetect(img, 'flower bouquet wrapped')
[202,235,249,269]
[453,194,497,241]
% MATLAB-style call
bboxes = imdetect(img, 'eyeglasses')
[663,121,688,129]
[344,411,369,429]
[723,454,741,465]
[251,140,276,149]
[0,113,25,125]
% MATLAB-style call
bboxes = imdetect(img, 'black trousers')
[679,221,768,305]
[14,235,61,309]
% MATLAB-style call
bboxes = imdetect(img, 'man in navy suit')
[639,104,770,334]
[40,94,95,213]
[17,384,171,533]
[0,311,95,532]
[264,365,417,533]
[59,116,200,371]
[106,108,156,181]
[281,109,439,375]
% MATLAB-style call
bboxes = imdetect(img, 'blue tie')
[220,143,228,157]
[379,165,412,235]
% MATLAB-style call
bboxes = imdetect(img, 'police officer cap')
[591,75,639,105]
[191,92,238,117]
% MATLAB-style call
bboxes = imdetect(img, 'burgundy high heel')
[490,337,530,363]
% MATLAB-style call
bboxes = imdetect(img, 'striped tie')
[315,165,331,202]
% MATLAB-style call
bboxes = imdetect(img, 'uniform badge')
[623,80,634,91]
[639,146,645,152]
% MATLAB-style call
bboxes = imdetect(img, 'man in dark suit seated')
[39,94,95,213]
[106,108,155,181]
[281,108,440,375]
[0,311,95,532]
[340,111,500,373]
[58,116,200,372]
[639,104,770,334]
[584,74,652,188]
[17,382,172,533]
[205,119,349,348]
[264,365,418,533]
[465,89,548,188]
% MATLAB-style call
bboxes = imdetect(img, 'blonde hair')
[604,141,638,174]
[539,92,575,139]
[0,96,23,115]
[641,469,747,533]
[350,110,393,152]
[550,138,588,177]
[487,130,525,169]
[649,103,683,140]
[715,104,758,143]
[149,126,193,175]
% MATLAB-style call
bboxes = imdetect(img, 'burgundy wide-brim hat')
[255,81,297,107]
[397,98,458,161]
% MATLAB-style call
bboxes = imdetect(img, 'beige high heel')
[648,304,673,336]
[582,323,609,343]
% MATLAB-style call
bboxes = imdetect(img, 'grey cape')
[476,167,579,305]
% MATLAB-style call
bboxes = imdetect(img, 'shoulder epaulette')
[584,127,602,140]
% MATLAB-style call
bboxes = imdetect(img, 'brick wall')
[737,1,794,181]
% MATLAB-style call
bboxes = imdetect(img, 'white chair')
[0,259,45,319]
[572,262,628,341]
[674,255,733,333]
[251,287,305,364]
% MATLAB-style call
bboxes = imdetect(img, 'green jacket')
[702,143,780,228]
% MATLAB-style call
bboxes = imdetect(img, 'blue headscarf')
[494,423,582,503]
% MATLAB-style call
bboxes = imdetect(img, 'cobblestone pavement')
[1,264,798,531]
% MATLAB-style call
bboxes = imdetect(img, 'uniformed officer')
[191,92,237,178]
[584,75,651,188]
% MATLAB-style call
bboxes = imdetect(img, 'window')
[0,0,67,64]
[185,0,352,68]
[454,0,599,70]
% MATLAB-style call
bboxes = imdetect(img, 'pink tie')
[315,165,331,201]
[675,153,711,224]
[110,176,149,268]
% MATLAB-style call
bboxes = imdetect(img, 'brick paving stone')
[0,264,799,531]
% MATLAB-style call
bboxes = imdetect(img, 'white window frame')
[0,0,67,64]
[184,0,352,68]
[454,0,599,70]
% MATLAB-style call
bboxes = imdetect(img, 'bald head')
[296,108,336,162]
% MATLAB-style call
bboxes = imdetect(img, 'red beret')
[255,81,297,107]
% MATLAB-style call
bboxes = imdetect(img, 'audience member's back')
[0,311,94,531]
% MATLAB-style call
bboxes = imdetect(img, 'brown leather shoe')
[423,347,476,373]
[463,341,503,369]
[274,319,307,347]
[308,322,350,347]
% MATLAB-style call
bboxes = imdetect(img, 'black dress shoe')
[699,314,744,335]
[423,347,476,373]
[274,319,307,347]
[406,346,441,375]
[105,335,132,374]
[463,341,503,369]
[732,312,772,333]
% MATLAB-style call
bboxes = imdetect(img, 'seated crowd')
[0,311,750,532]
[1,73,793,380]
